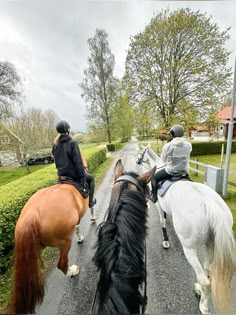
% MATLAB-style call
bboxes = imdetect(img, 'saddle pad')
[58,177,89,198]
[158,178,190,197]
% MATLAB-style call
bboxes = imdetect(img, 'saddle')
[58,176,89,198]
[158,174,191,197]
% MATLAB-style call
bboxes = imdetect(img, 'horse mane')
[93,179,148,314]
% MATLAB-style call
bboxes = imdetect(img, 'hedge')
[191,141,236,156]
[106,142,124,152]
[0,148,106,273]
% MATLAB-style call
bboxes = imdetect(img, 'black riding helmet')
[56,120,70,134]
[170,125,184,138]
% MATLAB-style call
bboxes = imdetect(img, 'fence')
[190,159,236,188]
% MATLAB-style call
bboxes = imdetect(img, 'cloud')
[0,0,235,131]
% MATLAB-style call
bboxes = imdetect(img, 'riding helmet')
[170,125,184,138]
[56,120,70,134]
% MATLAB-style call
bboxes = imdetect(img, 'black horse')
[92,159,156,314]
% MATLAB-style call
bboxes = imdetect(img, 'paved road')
[37,138,236,314]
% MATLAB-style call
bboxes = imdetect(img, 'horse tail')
[6,212,44,314]
[205,199,236,312]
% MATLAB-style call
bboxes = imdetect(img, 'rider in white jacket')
[151,125,192,203]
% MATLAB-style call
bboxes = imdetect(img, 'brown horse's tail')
[6,212,44,314]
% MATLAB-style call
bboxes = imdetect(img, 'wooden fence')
[189,159,236,188]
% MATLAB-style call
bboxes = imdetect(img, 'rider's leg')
[86,172,96,208]
[151,168,171,203]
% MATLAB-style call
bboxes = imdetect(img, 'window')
[0,135,10,145]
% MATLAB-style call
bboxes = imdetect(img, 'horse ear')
[138,166,156,184]
[114,159,124,180]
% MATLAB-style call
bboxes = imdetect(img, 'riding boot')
[88,179,96,208]
[151,178,158,203]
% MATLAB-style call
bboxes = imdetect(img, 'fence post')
[195,159,199,176]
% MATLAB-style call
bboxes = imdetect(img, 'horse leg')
[75,224,84,243]
[90,207,96,223]
[182,245,210,314]
[57,240,80,277]
[157,202,169,249]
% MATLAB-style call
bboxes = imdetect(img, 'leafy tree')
[124,8,232,129]
[0,61,23,119]
[112,95,134,142]
[80,29,117,143]
[133,101,157,139]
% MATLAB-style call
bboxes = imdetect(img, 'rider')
[151,124,192,203]
[52,120,96,208]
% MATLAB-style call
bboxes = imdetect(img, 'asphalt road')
[37,138,236,314]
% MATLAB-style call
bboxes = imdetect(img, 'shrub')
[191,141,236,156]
[0,148,106,272]
[106,142,123,152]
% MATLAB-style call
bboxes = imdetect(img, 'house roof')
[217,105,236,121]
[191,124,208,132]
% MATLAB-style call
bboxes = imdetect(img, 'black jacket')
[52,134,86,184]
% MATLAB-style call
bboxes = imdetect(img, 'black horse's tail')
[93,190,147,314]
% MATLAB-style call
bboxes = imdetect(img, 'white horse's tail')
[205,199,236,312]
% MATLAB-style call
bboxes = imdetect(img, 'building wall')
[0,128,22,165]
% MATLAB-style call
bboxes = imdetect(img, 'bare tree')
[0,61,23,119]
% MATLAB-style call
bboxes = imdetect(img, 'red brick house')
[217,105,236,139]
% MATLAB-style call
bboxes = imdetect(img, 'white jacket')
[161,137,192,175]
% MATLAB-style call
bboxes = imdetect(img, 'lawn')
[0,164,49,187]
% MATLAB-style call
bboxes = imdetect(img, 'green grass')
[0,156,114,311]
[0,164,49,187]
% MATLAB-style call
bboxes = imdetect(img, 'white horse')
[139,147,236,314]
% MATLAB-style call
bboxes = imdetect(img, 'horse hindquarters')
[6,213,44,314]
[205,200,236,312]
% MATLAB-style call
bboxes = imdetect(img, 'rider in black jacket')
[52,120,96,208]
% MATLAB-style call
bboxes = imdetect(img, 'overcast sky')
[0,0,235,132]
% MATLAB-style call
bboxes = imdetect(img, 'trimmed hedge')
[106,142,123,152]
[191,141,236,156]
[0,148,106,273]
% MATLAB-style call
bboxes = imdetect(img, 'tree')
[133,100,157,139]
[0,61,23,119]
[80,29,117,143]
[112,95,134,142]
[124,8,232,129]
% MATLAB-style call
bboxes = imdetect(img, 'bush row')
[0,148,107,273]
[106,141,124,152]
[191,141,236,156]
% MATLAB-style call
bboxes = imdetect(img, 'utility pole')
[222,57,236,196]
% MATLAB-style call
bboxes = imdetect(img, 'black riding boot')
[86,173,96,208]
[151,178,158,203]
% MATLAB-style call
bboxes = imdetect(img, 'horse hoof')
[194,282,201,296]
[163,241,169,249]
[199,304,210,314]
[90,214,96,223]
[67,264,80,277]
[77,235,84,243]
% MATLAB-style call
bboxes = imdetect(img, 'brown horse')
[6,182,89,314]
